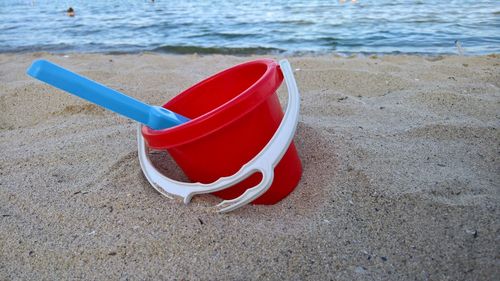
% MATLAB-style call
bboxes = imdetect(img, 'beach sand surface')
[0,53,499,280]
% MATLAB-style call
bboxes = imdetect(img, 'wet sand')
[0,53,499,280]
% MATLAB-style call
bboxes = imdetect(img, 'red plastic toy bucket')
[141,59,302,204]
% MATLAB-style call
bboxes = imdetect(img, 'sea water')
[0,0,498,55]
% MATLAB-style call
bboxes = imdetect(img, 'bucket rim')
[142,58,283,148]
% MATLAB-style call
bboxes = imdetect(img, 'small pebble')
[466,229,478,238]
[355,266,367,274]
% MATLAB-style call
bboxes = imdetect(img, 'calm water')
[0,0,499,55]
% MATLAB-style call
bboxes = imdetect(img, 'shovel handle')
[27,60,189,130]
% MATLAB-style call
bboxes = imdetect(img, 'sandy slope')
[0,53,499,280]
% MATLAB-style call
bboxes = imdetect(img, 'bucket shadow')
[147,149,190,182]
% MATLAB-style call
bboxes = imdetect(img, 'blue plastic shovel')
[27,59,190,130]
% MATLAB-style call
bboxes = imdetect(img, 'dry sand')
[0,53,499,280]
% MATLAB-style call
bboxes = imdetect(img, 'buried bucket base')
[138,60,302,213]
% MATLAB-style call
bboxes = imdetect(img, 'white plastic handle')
[137,59,300,213]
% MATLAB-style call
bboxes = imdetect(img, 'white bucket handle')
[137,59,300,213]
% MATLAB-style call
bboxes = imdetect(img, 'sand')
[0,53,499,280]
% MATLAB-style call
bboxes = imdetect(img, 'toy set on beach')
[27,58,302,213]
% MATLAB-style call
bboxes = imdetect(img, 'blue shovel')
[27,59,190,130]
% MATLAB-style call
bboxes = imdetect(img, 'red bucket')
[141,59,302,204]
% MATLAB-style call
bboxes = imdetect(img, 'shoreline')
[2,50,498,57]
[1,53,499,280]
